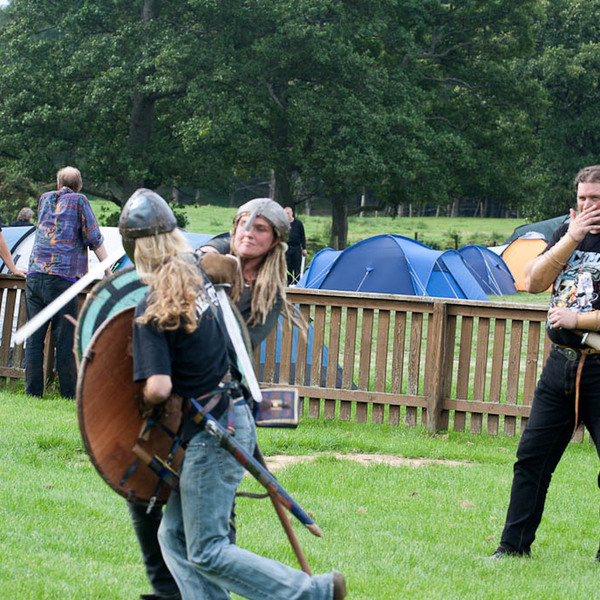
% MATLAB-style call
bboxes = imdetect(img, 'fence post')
[427,301,447,432]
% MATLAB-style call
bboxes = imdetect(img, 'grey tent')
[505,214,569,244]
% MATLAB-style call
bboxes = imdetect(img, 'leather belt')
[552,344,599,431]
[552,344,599,360]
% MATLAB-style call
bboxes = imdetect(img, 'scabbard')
[189,397,322,537]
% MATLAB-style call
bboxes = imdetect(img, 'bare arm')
[92,242,111,277]
[524,205,600,292]
[0,232,26,277]
[143,374,172,406]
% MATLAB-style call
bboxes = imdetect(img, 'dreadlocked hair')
[134,230,206,334]
[230,220,307,335]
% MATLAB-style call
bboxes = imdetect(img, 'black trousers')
[286,245,302,284]
[25,272,78,398]
[128,501,181,599]
[500,350,600,553]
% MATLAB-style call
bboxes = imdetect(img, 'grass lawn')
[2,388,599,599]
[90,199,525,253]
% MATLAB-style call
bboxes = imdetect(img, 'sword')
[13,250,122,345]
[214,286,262,402]
[189,397,322,538]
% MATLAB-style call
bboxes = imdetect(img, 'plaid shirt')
[28,187,104,280]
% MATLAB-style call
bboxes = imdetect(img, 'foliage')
[524,0,600,219]
[0,0,597,245]
[0,167,38,223]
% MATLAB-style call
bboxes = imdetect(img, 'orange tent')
[501,237,550,292]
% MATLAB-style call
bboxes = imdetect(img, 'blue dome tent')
[456,245,516,296]
[298,234,491,301]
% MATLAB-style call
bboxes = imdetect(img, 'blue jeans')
[158,403,334,600]
[500,349,600,553]
[24,272,78,398]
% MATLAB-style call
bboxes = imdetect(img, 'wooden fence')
[1,274,555,438]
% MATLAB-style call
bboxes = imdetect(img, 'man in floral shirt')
[25,166,108,398]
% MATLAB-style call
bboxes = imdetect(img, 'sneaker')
[332,571,347,600]
[486,545,529,559]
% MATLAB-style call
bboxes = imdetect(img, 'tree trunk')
[271,165,294,207]
[330,195,348,250]
[119,0,162,202]
[142,0,161,21]
[360,187,366,218]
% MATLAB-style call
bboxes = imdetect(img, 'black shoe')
[140,594,181,600]
[486,545,529,559]
[332,571,347,600]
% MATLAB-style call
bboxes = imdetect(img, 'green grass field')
[91,199,524,254]
[2,389,600,600]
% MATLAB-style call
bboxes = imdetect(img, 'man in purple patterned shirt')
[25,166,109,398]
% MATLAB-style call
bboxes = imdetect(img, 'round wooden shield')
[76,306,183,505]
[75,266,147,362]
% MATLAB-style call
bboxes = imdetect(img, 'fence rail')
[1,275,555,437]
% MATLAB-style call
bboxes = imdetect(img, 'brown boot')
[332,571,347,600]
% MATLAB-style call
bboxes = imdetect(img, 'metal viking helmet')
[119,188,178,260]
[235,198,290,241]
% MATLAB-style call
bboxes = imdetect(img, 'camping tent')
[500,237,549,291]
[505,214,569,244]
[297,234,491,301]
[456,245,517,296]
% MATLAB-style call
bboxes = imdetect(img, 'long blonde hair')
[135,229,206,333]
[230,216,306,332]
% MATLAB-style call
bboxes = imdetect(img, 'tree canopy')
[0,0,596,246]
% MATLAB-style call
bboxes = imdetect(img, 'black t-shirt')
[132,272,230,416]
[288,218,306,249]
[546,224,600,347]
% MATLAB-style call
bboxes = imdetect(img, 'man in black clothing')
[489,164,600,560]
[284,206,307,284]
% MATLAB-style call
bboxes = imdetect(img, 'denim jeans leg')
[500,351,575,553]
[127,501,180,598]
[25,274,49,397]
[159,404,333,600]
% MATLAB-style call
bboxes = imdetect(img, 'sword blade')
[215,286,262,402]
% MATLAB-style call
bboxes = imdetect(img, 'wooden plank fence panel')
[405,312,423,427]
[0,277,563,439]
[279,318,293,385]
[454,316,474,432]
[521,321,541,432]
[440,313,457,431]
[372,309,390,424]
[294,305,311,416]
[262,327,277,383]
[426,303,446,432]
[324,306,342,419]
[0,287,17,367]
[308,306,327,418]
[471,317,490,435]
[389,311,407,426]
[504,320,524,437]
[356,308,374,423]
[340,307,358,421]
[487,319,507,436]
